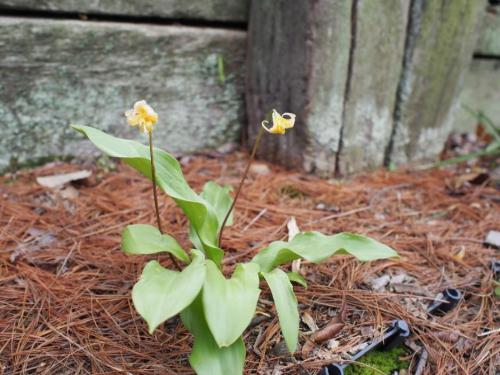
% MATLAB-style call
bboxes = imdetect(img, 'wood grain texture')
[475,7,500,56]
[388,0,484,165]
[0,18,246,170]
[246,0,351,174]
[337,0,409,175]
[0,0,249,22]
[455,59,500,132]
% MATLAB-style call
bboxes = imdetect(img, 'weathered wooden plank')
[337,0,409,175]
[247,0,410,175]
[0,18,246,171]
[246,0,351,175]
[454,59,500,132]
[475,7,500,56]
[388,0,484,165]
[0,0,249,22]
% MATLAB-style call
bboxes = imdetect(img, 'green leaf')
[252,231,398,273]
[287,271,307,288]
[201,181,234,229]
[132,250,206,334]
[122,224,189,263]
[262,268,299,353]
[202,261,260,347]
[181,295,245,375]
[71,125,224,265]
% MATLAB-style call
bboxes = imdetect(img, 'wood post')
[246,0,485,175]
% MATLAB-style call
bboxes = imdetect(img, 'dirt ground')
[0,152,498,374]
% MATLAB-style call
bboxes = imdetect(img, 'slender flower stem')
[148,130,181,271]
[218,126,265,247]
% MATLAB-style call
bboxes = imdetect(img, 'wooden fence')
[0,0,498,174]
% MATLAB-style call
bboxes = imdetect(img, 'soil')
[0,152,498,374]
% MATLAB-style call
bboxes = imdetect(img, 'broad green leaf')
[203,260,260,347]
[287,271,307,288]
[181,295,245,375]
[122,224,189,263]
[132,250,206,334]
[72,125,224,265]
[262,268,299,353]
[253,231,398,273]
[200,181,234,229]
[189,181,233,251]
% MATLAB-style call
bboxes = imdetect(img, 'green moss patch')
[344,347,410,375]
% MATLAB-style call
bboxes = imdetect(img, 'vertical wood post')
[246,0,485,175]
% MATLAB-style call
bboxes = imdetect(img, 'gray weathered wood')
[455,59,500,132]
[337,0,409,174]
[246,0,351,174]
[388,0,484,165]
[0,18,246,171]
[0,0,249,22]
[247,0,408,175]
[475,7,500,56]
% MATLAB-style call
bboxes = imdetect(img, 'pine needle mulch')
[0,153,498,375]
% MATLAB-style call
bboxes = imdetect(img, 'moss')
[344,347,410,375]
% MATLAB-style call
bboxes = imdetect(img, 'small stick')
[148,130,181,271]
[414,348,428,375]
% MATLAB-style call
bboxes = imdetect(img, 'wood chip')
[37,170,92,188]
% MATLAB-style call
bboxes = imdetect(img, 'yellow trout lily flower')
[261,109,296,134]
[125,100,158,133]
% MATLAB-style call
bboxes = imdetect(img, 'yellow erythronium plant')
[125,100,158,133]
[261,109,296,134]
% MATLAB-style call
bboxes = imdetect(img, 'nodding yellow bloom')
[261,109,296,134]
[125,100,158,133]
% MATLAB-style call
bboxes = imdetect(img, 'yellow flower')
[261,109,296,134]
[125,100,158,133]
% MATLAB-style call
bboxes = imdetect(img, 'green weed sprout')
[72,103,398,375]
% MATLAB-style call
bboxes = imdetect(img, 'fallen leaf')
[37,170,91,188]
[10,228,56,262]
[452,247,466,262]
[287,217,300,241]
[250,163,271,176]
[302,311,318,332]
[370,274,391,291]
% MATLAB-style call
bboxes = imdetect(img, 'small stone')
[250,163,271,175]
[485,230,500,248]
[327,339,339,350]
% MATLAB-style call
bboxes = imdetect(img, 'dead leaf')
[452,247,466,262]
[370,274,391,291]
[37,170,91,188]
[250,163,271,176]
[10,228,56,262]
[287,217,300,241]
[302,312,318,332]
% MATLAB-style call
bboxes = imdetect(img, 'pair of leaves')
[181,295,245,375]
[132,250,261,350]
[255,231,398,353]
[72,125,231,265]
[203,261,260,347]
[132,250,206,334]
